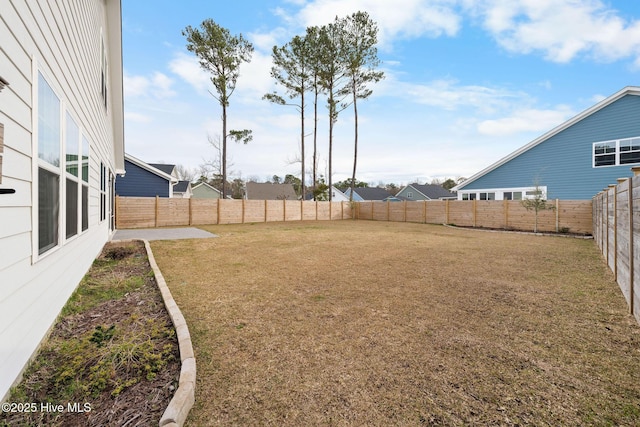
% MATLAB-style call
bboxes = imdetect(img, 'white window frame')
[458,186,547,201]
[593,137,640,168]
[64,111,81,242]
[32,61,92,262]
[100,30,108,111]
[33,66,64,259]
[0,123,4,184]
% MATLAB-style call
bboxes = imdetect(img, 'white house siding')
[0,0,123,401]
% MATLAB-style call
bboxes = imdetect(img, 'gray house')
[396,183,456,200]
[192,182,222,199]
[454,86,640,200]
[245,182,298,200]
[343,187,394,201]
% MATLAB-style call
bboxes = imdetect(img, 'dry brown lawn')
[151,221,640,426]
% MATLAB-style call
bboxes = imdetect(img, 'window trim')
[459,187,546,201]
[593,136,640,168]
[100,30,108,111]
[33,67,64,259]
[32,60,95,262]
[0,123,4,184]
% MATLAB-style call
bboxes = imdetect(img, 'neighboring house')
[330,186,350,202]
[245,182,298,200]
[304,186,349,201]
[192,182,222,199]
[0,0,124,400]
[149,162,177,178]
[344,187,393,201]
[173,180,192,198]
[396,183,457,200]
[453,86,640,200]
[115,154,178,198]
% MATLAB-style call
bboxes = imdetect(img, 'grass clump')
[0,241,179,427]
[61,244,146,316]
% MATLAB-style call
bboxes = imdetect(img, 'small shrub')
[105,245,135,260]
[90,325,116,348]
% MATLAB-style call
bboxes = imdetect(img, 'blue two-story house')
[454,86,640,201]
[115,154,178,198]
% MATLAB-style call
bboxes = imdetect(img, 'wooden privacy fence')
[115,196,353,229]
[593,168,640,324]
[355,199,593,235]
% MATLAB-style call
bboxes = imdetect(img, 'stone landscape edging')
[138,239,196,427]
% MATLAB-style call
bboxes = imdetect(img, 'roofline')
[106,0,125,174]
[453,86,640,191]
[408,183,431,199]
[192,182,222,194]
[124,153,178,183]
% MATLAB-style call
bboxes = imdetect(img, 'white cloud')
[168,50,274,104]
[124,111,152,123]
[476,105,575,136]
[248,27,289,52]
[288,0,461,49]
[123,71,176,99]
[168,52,210,94]
[378,74,524,113]
[466,0,640,64]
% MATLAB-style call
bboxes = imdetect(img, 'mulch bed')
[0,240,180,427]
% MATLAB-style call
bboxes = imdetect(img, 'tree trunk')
[313,85,319,200]
[300,91,305,200]
[349,81,358,202]
[222,102,227,199]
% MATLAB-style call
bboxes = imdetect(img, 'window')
[100,162,107,222]
[479,192,495,200]
[462,193,476,200]
[0,123,4,183]
[100,36,108,110]
[37,72,61,254]
[594,137,640,167]
[620,138,640,164]
[503,191,523,201]
[407,191,413,199]
[37,70,93,256]
[65,113,80,239]
[82,136,90,231]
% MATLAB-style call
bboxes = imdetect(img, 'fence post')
[445,200,450,224]
[628,177,635,316]
[473,199,477,228]
[189,198,193,226]
[283,199,286,222]
[555,199,559,232]
[115,195,120,229]
[242,199,246,224]
[217,199,221,224]
[612,184,619,281]
[155,195,159,228]
[503,199,508,229]
[387,201,390,221]
[423,200,427,224]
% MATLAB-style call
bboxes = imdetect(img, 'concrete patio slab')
[113,227,217,241]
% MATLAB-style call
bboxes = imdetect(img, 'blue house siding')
[462,94,640,200]
[115,160,171,197]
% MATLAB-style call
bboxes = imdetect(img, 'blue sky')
[122,0,640,186]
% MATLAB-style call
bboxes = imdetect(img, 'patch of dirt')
[0,241,180,427]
